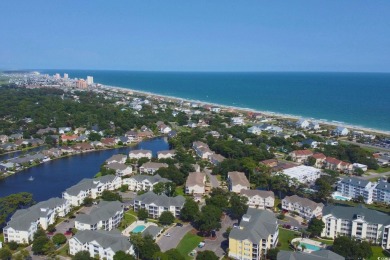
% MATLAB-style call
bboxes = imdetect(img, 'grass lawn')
[0,233,4,242]
[175,185,185,196]
[119,212,137,230]
[312,237,333,246]
[176,232,203,259]
[277,228,301,251]
[370,246,390,260]
[56,243,69,257]
[369,167,390,174]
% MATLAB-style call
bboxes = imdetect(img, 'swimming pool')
[300,242,321,251]
[333,195,350,201]
[132,225,146,233]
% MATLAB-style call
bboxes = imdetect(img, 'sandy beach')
[99,84,390,136]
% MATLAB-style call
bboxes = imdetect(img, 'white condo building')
[122,174,170,192]
[240,189,275,209]
[282,165,321,183]
[337,177,376,204]
[282,195,324,219]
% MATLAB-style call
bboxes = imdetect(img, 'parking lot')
[157,223,193,252]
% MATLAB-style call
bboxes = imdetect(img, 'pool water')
[132,225,146,233]
[300,242,320,251]
[333,195,350,201]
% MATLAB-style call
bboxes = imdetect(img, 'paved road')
[157,224,193,252]
[277,215,305,229]
[360,171,390,180]
[205,169,220,188]
[341,140,390,153]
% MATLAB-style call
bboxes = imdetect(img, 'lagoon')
[0,137,169,202]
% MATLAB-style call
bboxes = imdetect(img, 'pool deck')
[122,220,157,236]
[291,238,325,253]
[332,191,352,201]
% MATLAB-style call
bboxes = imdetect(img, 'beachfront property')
[105,154,127,164]
[282,165,321,183]
[373,179,390,204]
[62,175,122,206]
[231,117,245,125]
[228,171,250,193]
[185,172,207,197]
[334,126,349,136]
[75,201,124,231]
[289,150,313,164]
[321,205,390,249]
[277,250,344,260]
[3,198,70,244]
[157,149,176,159]
[228,208,279,260]
[128,149,152,160]
[105,163,133,177]
[192,141,214,159]
[240,189,275,209]
[337,177,376,204]
[69,230,134,260]
[133,191,185,218]
[282,195,324,219]
[209,153,226,165]
[122,174,170,192]
[139,162,168,174]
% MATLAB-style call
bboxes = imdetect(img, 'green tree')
[7,241,18,250]
[307,156,316,166]
[153,182,166,195]
[196,205,222,235]
[83,197,93,207]
[0,192,34,227]
[159,211,175,225]
[196,250,218,260]
[135,234,161,260]
[0,248,12,260]
[120,184,129,192]
[88,132,102,141]
[33,228,47,240]
[137,208,148,220]
[180,198,200,222]
[101,190,122,202]
[155,166,185,185]
[332,236,373,260]
[52,233,67,245]
[164,249,184,260]
[113,250,136,260]
[266,248,280,260]
[206,188,230,210]
[307,218,325,237]
[229,194,248,220]
[32,236,50,255]
[72,250,92,260]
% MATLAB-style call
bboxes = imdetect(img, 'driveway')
[277,215,305,229]
[157,224,192,252]
[205,169,220,188]
[197,214,235,257]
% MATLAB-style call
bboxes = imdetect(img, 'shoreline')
[100,84,390,136]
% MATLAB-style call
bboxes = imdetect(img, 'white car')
[164,233,171,237]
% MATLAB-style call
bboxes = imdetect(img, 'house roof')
[325,157,342,165]
[228,171,250,187]
[312,153,326,159]
[323,204,390,225]
[283,195,324,211]
[134,191,185,208]
[140,162,168,170]
[186,172,206,187]
[75,201,123,225]
[375,181,390,192]
[291,150,313,156]
[277,250,344,260]
[106,154,127,163]
[142,225,162,238]
[131,174,170,184]
[209,153,226,162]
[64,176,117,196]
[129,149,152,155]
[106,163,130,171]
[229,208,278,244]
[240,189,274,199]
[339,177,369,188]
[72,229,132,253]
[157,150,176,156]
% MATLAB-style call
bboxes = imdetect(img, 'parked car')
[64,231,72,236]
[198,241,205,248]
[294,227,299,231]
[233,223,239,228]
[176,223,183,227]
[163,233,171,237]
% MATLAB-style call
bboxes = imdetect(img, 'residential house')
[325,140,339,146]
[3,198,70,244]
[61,134,78,142]
[185,172,207,197]
[139,162,168,174]
[36,127,57,135]
[337,177,376,204]
[75,201,124,231]
[325,157,353,172]
[133,191,185,218]
[129,150,152,160]
[296,119,310,129]
[334,126,349,136]
[231,117,244,125]
[158,124,172,134]
[241,190,275,209]
[289,150,314,164]
[228,171,250,193]
[209,153,226,165]
[229,208,279,260]
[192,141,214,159]
[58,127,72,134]
[69,230,134,260]
[105,154,127,165]
[321,205,390,249]
[352,163,368,172]
[105,163,132,177]
[141,225,163,241]
[73,143,94,152]
[101,138,117,147]
[301,139,318,148]
[0,135,9,143]
[157,150,176,159]
[247,126,262,135]
[282,195,324,219]
[123,174,170,192]
[311,153,327,168]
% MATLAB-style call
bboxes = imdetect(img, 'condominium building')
[282,195,324,219]
[157,150,176,159]
[139,162,168,174]
[69,230,134,260]
[289,150,313,164]
[240,189,275,209]
[228,171,250,193]
[229,208,279,260]
[277,250,344,260]
[282,165,321,183]
[373,179,390,204]
[337,177,376,204]
[3,198,70,244]
[62,175,122,206]
[133,191,185,218]
[185,172,207,196]
[321,205,390,249]
[128,149,152,160]
[75,201,124,231]
[122,174,170,192]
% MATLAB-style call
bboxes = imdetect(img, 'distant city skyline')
[1,1,390,72]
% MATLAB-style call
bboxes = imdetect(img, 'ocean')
[40,70,390,131]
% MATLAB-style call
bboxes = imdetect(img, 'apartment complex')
[229,208,279,260]
[123,174,170,192]
[337,177,376,204]
[240,189,275,209]
[282,195,324,219]
[185,172,207,196]
[282,165,321,183]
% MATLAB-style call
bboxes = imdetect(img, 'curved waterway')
[0,137,169,202]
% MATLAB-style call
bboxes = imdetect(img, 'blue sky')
[1,1,389,72]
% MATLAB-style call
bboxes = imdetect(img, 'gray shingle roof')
[228,171,250,187]
[131,174,170,184]
[75,201,123,225]
[339,177,369,188]
[323,205,390,225]
[283,195,324,211]
[142,225,162,238]
[229,208,278,244]
[73,229,132,252]
[241,189,274,199]
[140,162,168,170]
[64,176,116,196]
[375,181,390,192]
[277,250,344,260]
[134,191,185,208]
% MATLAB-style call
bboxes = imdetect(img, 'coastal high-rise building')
[86,76,94,85]
[64,73,68,80]
[54,73,60,79]
[76,79,88,89]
